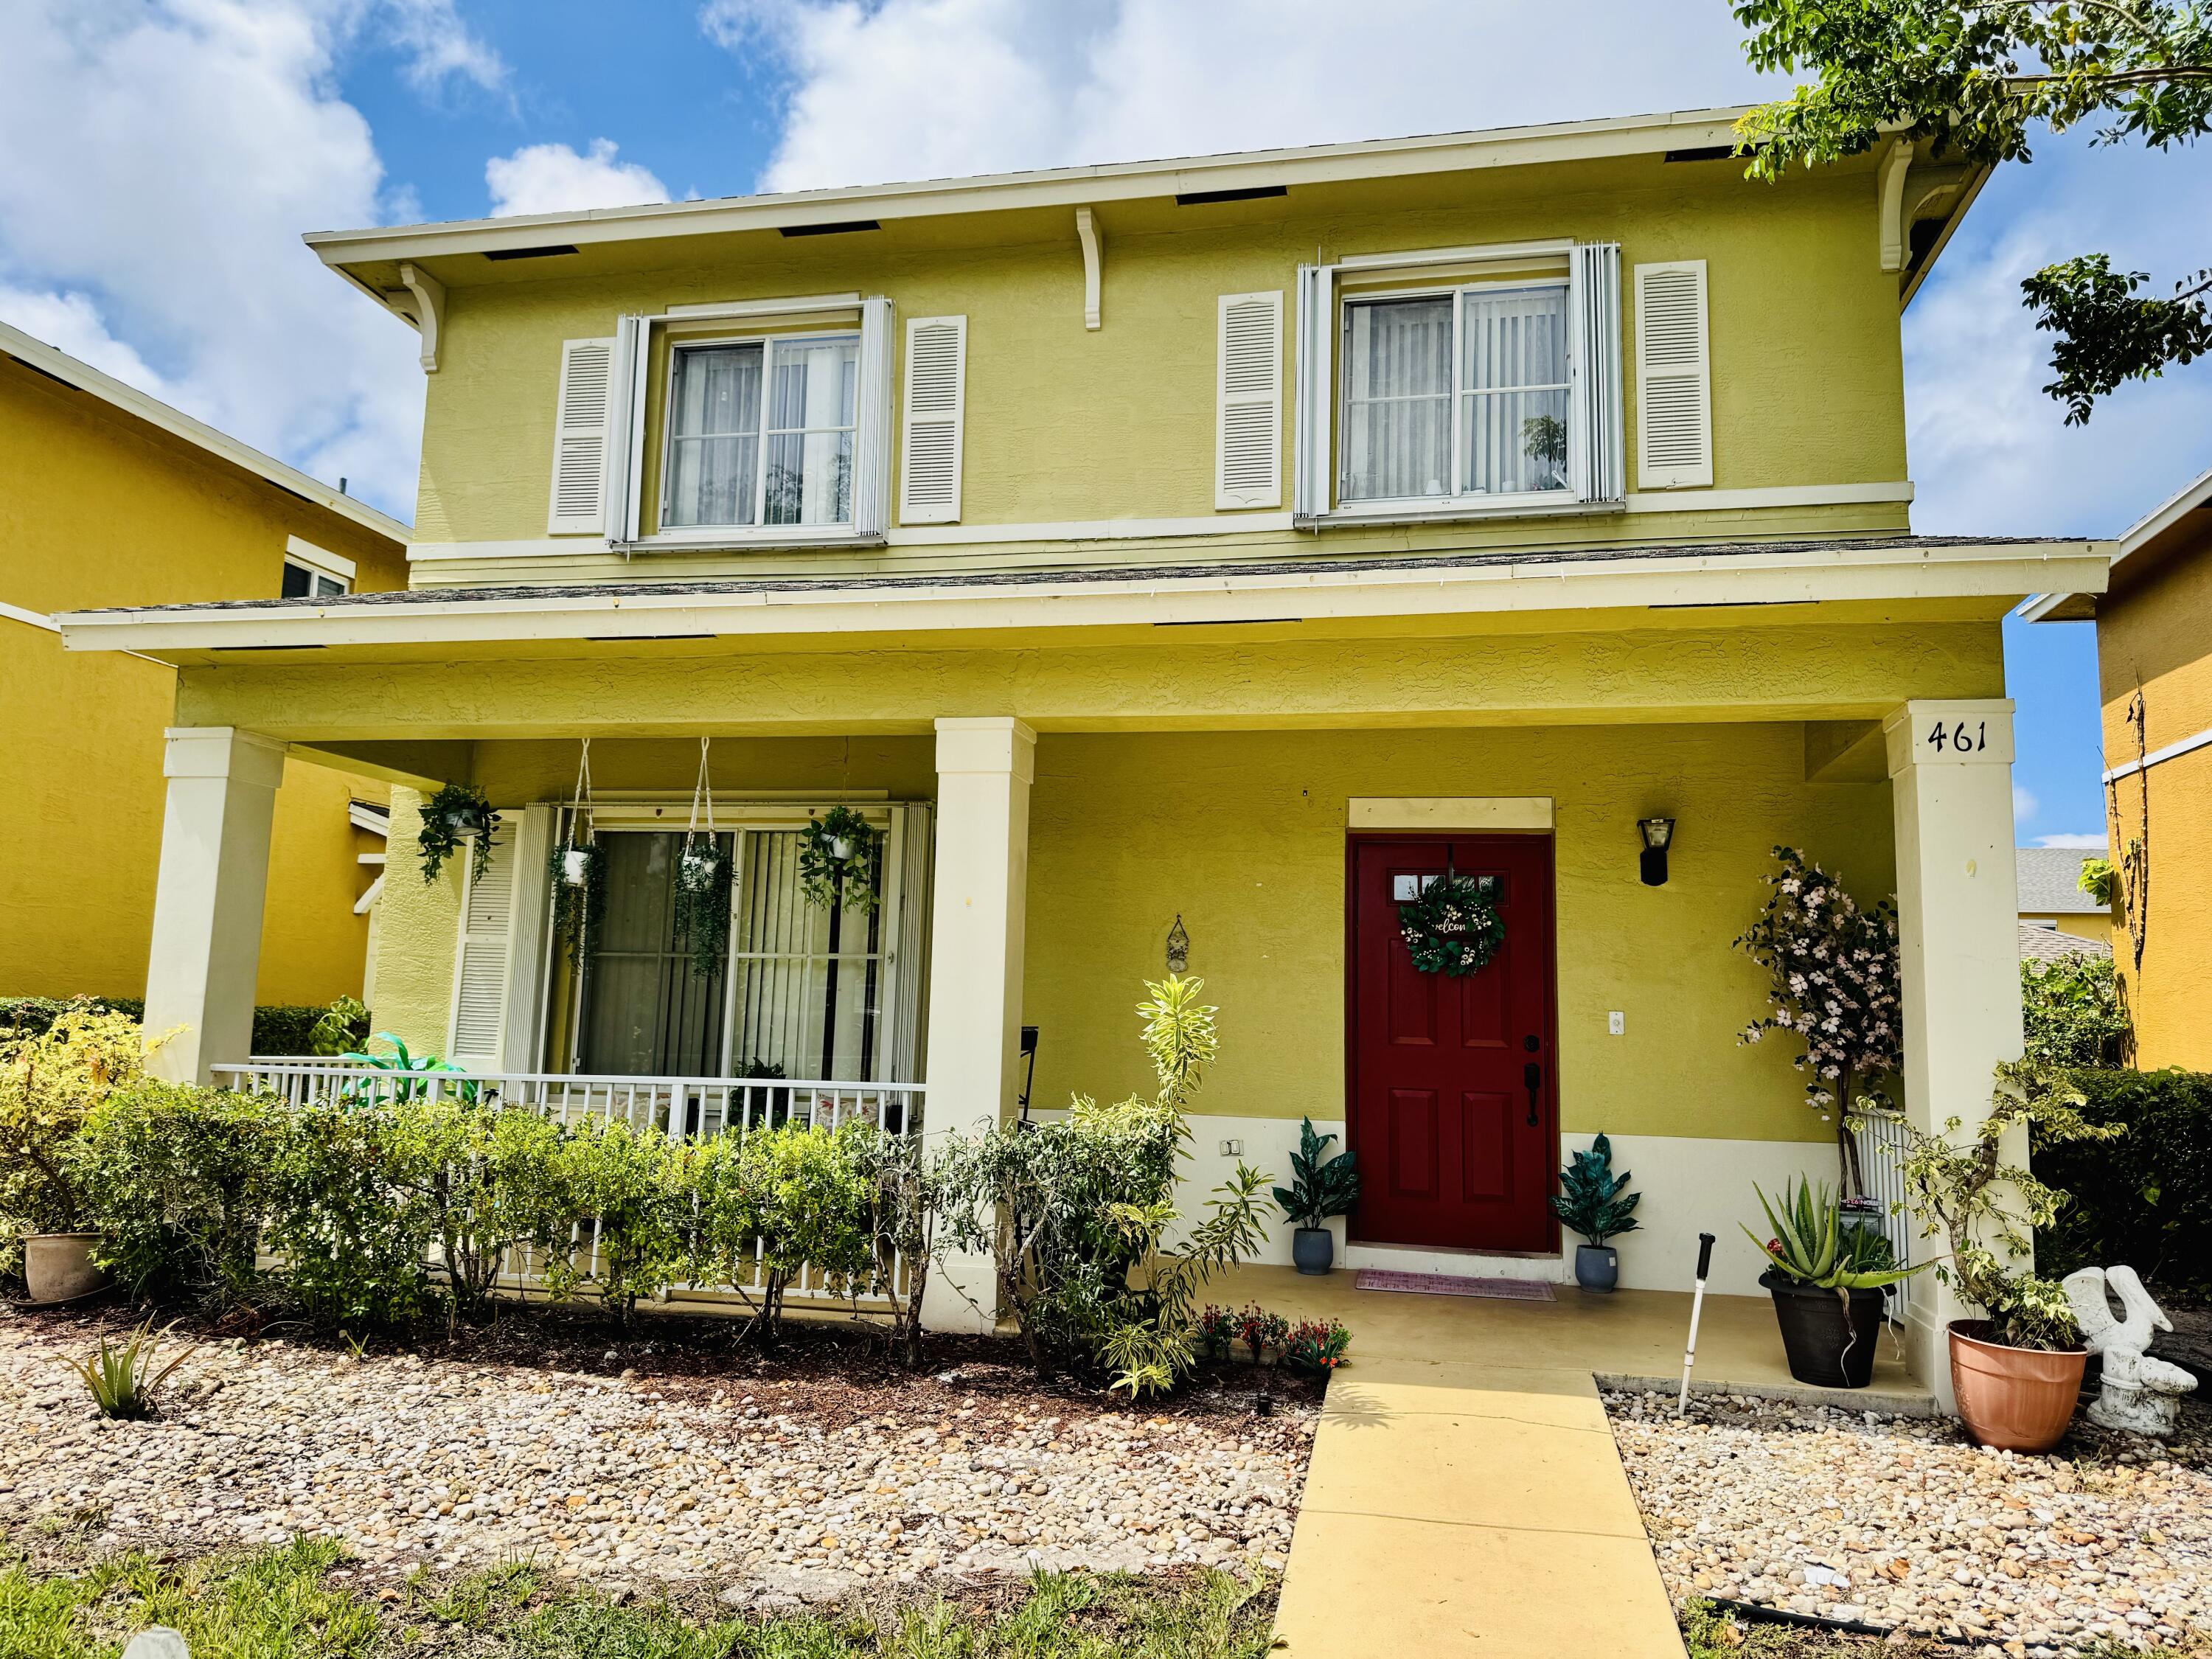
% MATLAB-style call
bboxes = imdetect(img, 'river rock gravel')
[1606,1387,2212,1655]
[0,1311,1310,1605]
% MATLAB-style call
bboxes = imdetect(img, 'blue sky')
[5,0,2208,846]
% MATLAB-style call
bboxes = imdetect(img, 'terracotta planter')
[1948,1320,2087,1453]
[24,1232,108,1304]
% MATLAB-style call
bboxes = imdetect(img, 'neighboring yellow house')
[2015,845,2112,946]
[1,321,409,1009]
[2030,464,2212,1070]
[61,108,2111,1404]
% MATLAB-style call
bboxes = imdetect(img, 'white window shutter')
[853,296,894,537]
[448,827,516,1070]
[1215,291,1283,509]
[1290,265,1335,520]
[1568,243,1626,505]
[899,316,967,524]
[547,338,616,534]
[1633,260,1712,489]
[601,316,648,545]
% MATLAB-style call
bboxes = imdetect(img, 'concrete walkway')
[1226,1265,1933,1658]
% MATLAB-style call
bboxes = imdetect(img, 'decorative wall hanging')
[1397,872,1506,976]
[547,739,605,967]
[672,736,732,978]
[417,781,498,885]
[798,804,881,913]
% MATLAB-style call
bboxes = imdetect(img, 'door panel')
[1349,834,1557,1253]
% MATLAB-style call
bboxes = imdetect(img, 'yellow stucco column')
[144,727,287,1085]
[920,716,1035,1335]
[1884,698,2023,1410]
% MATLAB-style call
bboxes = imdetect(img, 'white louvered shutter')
[899,316,967,524]
[547,338,616,533]
[1568,243,1626,505]
[1290,265,1335,519]
[1216,292,1283,509]
[448,829,516,1070]
[853,296,894,538]
[1633,260,1712,489]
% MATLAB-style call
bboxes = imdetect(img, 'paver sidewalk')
[1271,1355,1684,1658]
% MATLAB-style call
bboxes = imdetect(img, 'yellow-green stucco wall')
[0,355,406,1005]
[411,154,1910,582]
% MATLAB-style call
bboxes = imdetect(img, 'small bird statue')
[2063,1265,2199,1438]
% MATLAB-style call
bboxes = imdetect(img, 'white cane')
[1676,1233,1716,1417]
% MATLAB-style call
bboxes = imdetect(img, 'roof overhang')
[59,535,2111,666]
[2025,461,2212,622]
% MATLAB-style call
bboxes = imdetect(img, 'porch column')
[920,716,1035,1335]
[144,727,287,1085]
[1884,699,2023,1408]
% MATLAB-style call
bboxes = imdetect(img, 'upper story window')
[281,536,352,598]
[1294,243,1628,524]
[664,335,859,530]
[1340,282,1571,505]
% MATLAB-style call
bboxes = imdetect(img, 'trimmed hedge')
[2037,1067,2212,1298]
[0,997,358,1057]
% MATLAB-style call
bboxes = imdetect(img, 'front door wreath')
[1397,874,1506,976]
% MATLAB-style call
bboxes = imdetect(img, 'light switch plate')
[1608,1011,1626,1035]
[1219,1138,1242,1157]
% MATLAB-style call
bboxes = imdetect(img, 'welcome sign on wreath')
[1398,873,1506,976]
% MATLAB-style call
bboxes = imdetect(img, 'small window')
[280,558,348,599]
[1340,281,1571,505]
[664,334,858,530]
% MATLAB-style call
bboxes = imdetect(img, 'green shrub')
[536,1116,686,1326]
[0,1004,152,1275]
[2021,953,2130,1068]
[689,1120,877,1345]
[262,1104,439,1327]
[77,1081,276,1304]
[0,995,369,1056]
[399,1099,566,1318]
[0,995,144,1037]
[2038,1066,2212,1297]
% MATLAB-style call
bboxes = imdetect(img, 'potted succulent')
[1889,1060,2118,1452]
[1746,1178,1919,1388]
[1273,1116,1360,1274]
[1550,1133,1640,1291]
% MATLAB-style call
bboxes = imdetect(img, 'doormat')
[1354,1268,1555,1301]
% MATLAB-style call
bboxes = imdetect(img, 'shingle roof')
[2020,922,2112,961]
[2017,846,2109,914]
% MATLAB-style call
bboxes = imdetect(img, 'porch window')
[664,335,858,531]
[1340,282,1571,505]
[574,832,731,1076]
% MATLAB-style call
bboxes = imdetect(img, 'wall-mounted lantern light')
[1166,914,1190,973]
[1638,817,1676,887]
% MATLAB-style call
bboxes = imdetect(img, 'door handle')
[1523,1061,1542,1127]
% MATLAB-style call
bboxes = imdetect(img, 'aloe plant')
[60,1318,194,1419]
[1745,1178,1920,1291]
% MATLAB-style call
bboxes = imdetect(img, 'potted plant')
[798,806,881,913]
[417,781,498,885]
[1746,1178,1919,1388]
[1890,1060,2119,1452]
[1273,1116,1360,1274]
[1,1004,147,1303]
[1550,1133,1640,1291]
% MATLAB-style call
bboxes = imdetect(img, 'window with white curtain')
[1340,281,1572,504]
[664,334,858,529]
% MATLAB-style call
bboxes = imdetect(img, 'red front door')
[1347,834,1558,1253]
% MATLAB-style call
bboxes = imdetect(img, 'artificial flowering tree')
[1735,846,1902,1197]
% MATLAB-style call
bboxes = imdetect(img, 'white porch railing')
[1851,1109,1916,1318]
[210,1061,922,1311]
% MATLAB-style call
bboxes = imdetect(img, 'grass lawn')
[0,1535,1277,1658]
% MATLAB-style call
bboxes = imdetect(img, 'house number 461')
[1925,720,1988,754]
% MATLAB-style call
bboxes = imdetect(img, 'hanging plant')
[418,782,498,885]
[548,741,604,969]
[1397,874,1506,976]
[672,737,731,978]
[798,805,881,914]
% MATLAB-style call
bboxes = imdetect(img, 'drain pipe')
[1675,1233,1716,1416]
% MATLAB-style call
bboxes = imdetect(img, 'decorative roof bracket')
[1076,207,1104,330]
[1877,140,1913,274]
[397,261,447,372]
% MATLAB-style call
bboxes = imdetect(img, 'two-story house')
[60,106,2110,1398]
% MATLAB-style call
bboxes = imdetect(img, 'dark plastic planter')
[1575,1243,1618,1292]
[1762,1270,1886,1388]
[1292,1226,1334,1276]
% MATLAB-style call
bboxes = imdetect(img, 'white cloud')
[2014,784,2039,824]
[2034,833,2108,850]
[0,0,428,518]
[486,139,670,218]
[706,0,1775,192]
[378,0,507,95]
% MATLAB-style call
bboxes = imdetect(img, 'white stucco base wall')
[1171,1119,1841,1297]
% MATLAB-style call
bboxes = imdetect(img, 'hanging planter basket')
[1397,874,1506,977]
[418,782,498,885]
[672,738,732,978]
[799,805,881,914]
[548,740,605,967]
